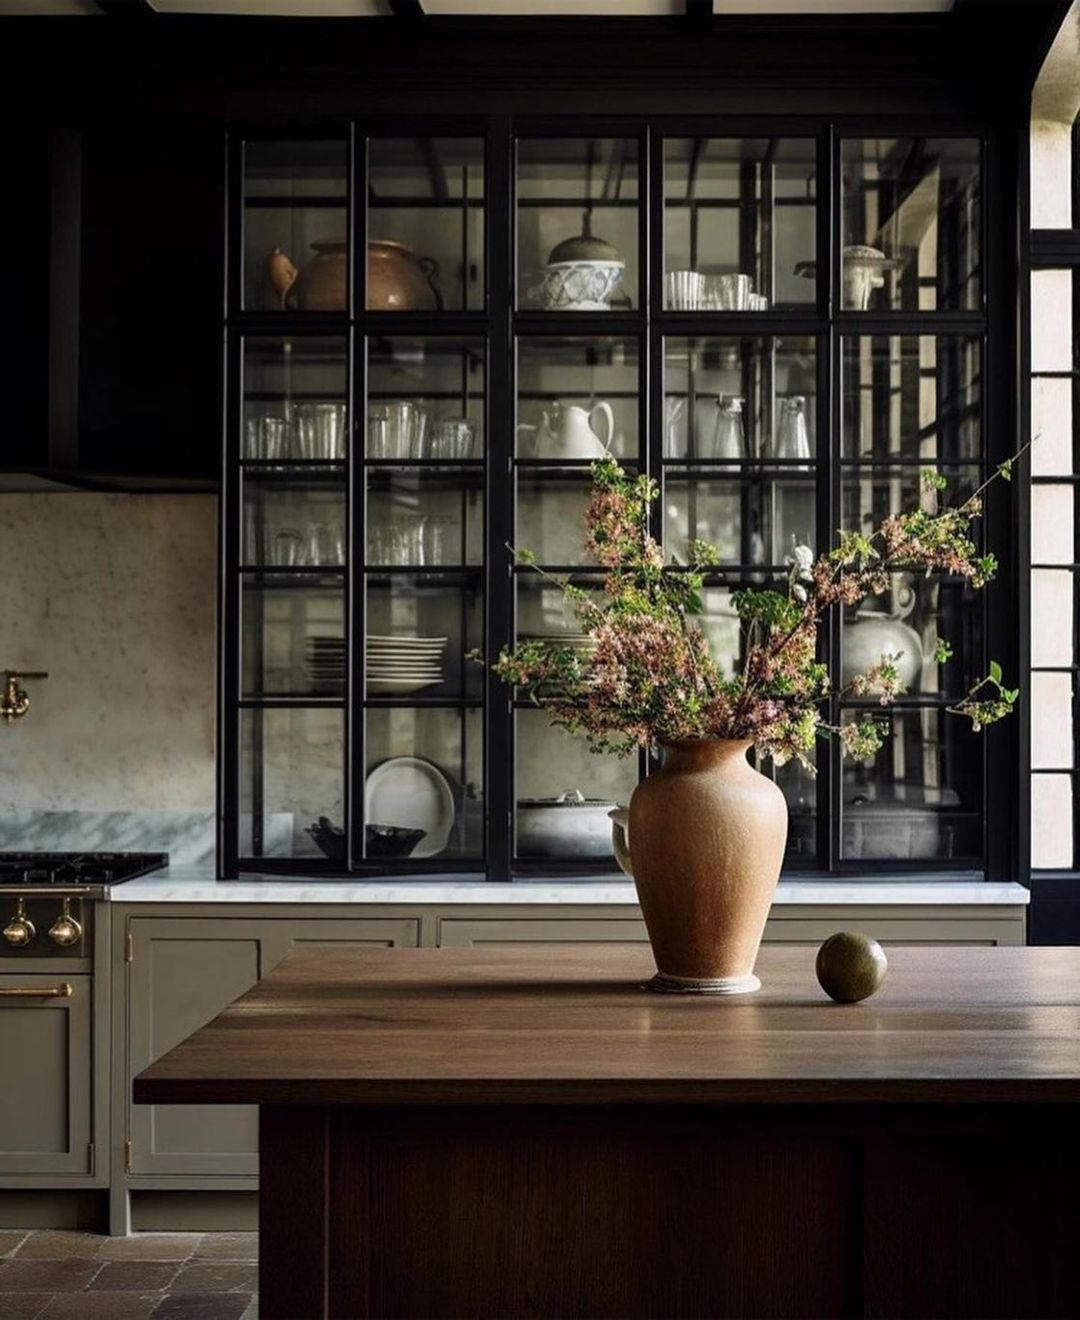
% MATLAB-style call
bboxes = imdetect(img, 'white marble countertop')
[110,867,1030,905]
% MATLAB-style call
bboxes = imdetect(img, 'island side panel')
[260,1106,330,1320]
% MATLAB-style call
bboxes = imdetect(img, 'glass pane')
[241,707,344,860]
[753,750,817,865]
[1031,672,1074,770]
[516,471,598,567]
[841,573,981,700]
[364,708,483,860]
[517,137,639,311]
[368,138,484,312]
[243,139,348,313]
[514,712,636,862]
[1031,774,1074,868]
[665,469,816,565]
[664,138,816,310]
[243,337,348,462]
[1030,270,1074,373]
[664,336,817,460]
[516,572,602,639]
[841,465,980,533]
[365,573,483,701]
[841,709,982,862]
[841,336,981,461]
[1031,569,1075,667]
[1031,484,1075,564]
[366,468,483,568]
[242,580,345,700]
[841,138,980,312]
[242,472,346,570]
[1031,376,1074,476]
[516,337,639,461]
[367,336,484,459]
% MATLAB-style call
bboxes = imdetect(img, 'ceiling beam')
[387,0,425,17]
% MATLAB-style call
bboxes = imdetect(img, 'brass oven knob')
[3,899,36,948]
[49,899,83,949]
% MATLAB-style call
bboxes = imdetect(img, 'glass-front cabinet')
[221,123,992,878]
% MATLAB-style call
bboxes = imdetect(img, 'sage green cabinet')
[0,973,93,1178]
[124,915,419,1178]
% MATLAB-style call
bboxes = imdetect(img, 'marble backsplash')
[0,493,218,857]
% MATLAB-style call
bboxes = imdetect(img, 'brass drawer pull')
[0,983,72,999]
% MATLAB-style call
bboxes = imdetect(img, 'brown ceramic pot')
[367,240,440,311]
[623,739,788,994]
[294,239,348,311]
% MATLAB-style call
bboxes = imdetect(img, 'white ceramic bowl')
[516,790,617,858]
[530,260,625,311]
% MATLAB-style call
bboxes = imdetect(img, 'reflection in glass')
[841,466,979,535]
[367,337,484,459]
[516,471,598,567]
[367,138,484,312]
[664,337,817,460]
[664,137,816,309]
[514,712,637,861]
[665,470,816,566]
[753,749,817,864]
[241,707,344,859]
[841,709,982,861]
[364,708,483,860]
[242,581,344,700]
[841,336,981,461]
[243,338,348,462]
[243,139,348,312]
[366,468,483,568]
[842,574,980,699]
[365,574,483,701]
[516,338,638,460]
[517,138,639,311]
[841,138,980,312]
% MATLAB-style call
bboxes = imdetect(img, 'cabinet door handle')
[0,983,72,999]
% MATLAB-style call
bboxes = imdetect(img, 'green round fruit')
[815,931,888,1003]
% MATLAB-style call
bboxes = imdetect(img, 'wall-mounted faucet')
[1,672,48,722]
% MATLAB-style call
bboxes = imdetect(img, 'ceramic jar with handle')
[518,400,614,460]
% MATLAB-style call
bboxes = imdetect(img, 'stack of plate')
[522,633,598,660]
[367,634,447,695]
[305,636,346,694]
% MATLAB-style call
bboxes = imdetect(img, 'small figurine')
[815,931,888,1003]
[265,246,298,309]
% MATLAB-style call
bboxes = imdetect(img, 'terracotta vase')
[614,739,788,994]
[367,240,441,311]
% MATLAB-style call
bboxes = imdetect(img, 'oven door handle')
[0,983,72,999]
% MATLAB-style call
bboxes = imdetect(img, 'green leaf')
[989,660,1003,685]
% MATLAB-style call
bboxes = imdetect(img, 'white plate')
[366,678,443,694]
[367,634,448,646]
[365,754,455,856]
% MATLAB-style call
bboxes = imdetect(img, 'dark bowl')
[305,818,427,862]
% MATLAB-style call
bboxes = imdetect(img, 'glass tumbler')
[431,418,477,460]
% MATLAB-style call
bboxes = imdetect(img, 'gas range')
[0,853,167,957]
[0,852,167,897]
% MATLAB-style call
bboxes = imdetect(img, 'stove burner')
[0,853,167,889]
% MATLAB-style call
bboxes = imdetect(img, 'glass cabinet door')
[242,139,349,314]
[362,335,485,862]
[238,335,348,861]
[367,137,485,312]
[516,137,640,311]
[840,138,981,312]
[663,137,817,310]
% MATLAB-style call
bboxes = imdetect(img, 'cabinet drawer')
[126,916,418,1178]
[0,973,92,1177]
[438,918,650,947]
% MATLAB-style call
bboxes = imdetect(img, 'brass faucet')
[1,671,48,722]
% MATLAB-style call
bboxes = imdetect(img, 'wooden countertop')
[134,945,1080,1106]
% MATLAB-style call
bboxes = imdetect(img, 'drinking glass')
[294,405,318,459]
[422,515,454,565]
[272,527,305,567]
[431,418,477,460]
[717,274,751,311]
[368,406,391,458]
[313,402,346,459]
[665,269,705,310]
[307,521,344,566]
[246,415,287,460]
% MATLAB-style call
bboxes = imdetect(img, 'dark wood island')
[135,945,1080,1320]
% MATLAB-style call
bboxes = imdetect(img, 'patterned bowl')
[529,260,625,311]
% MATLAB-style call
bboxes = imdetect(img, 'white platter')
[364,755,455,856]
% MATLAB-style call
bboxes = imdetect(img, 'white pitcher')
[526,400,614,460]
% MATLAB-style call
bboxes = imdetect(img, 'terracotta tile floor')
[0,1231,257,1320]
